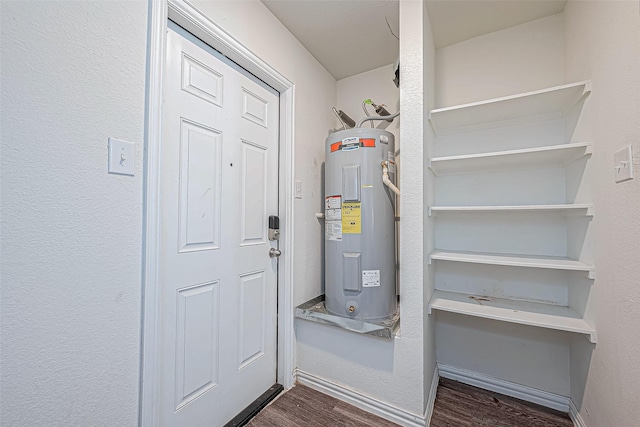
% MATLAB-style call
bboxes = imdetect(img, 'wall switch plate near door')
[108,137,135,176]
[614,145,634,183]
[295,180,302,199]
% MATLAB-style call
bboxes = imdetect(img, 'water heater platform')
[295,295,400,340]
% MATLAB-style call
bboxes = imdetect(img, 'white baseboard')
[437,363,571,413]
[424,364,439,426]
[569,400,587,427]
[295,369,426,427]
[294,366,586,427]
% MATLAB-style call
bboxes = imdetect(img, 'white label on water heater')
[325,221,343,241]
[362,270,381,287]
[387,152,396,173]
[325,208,341,221]
[325,195,342,221]
[341,136,360,151]
[325,195,341,210]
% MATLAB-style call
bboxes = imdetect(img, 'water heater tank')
[324,128,397,321]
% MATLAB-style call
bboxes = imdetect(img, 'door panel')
[159,23,279,426]
[241,141,268,245]
[181,53,224,107]
[241,88,269,127]
[174,281,219,409]
[179,120,222,251]
[238,271,267,369]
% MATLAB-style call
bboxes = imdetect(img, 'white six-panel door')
[159,24,279,426]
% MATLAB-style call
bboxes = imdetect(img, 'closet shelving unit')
[427,80,596,343]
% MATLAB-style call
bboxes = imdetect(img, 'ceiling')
[427,0,567,48]
[262,0,566,81]
[262,0,400,80]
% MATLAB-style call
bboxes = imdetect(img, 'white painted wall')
[336,63,400,142]
[0,1,147,425]
[436,314,572,395]
[296,1,431,418]
[1,0,336,424]
[435,13,564,108]
[564,1,640,425]
[189,0,337,308]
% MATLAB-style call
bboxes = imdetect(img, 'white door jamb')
[140,1,296,425]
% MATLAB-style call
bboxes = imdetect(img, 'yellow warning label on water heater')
[342,202,361,234]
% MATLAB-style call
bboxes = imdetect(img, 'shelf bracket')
[587,330,597,344]
[584,144,593,157]
[585,206,594,217]
[427,162,437,177]
[427,115,438,134]
[587,270,596,280]
[562,142,593,167]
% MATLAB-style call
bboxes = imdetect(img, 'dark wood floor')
[247,379,574,427]
[245,384,398,427]
[431,378,573,427]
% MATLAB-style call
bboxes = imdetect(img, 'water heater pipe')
[357,111,400,128]
[381,161,400,196]
[362,100,374,128]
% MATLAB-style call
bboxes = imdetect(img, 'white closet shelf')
[429,203,593,216]
[428,290,596,343]
[429,80,591,134]
[429,250,595,279]
[429,142,592,176]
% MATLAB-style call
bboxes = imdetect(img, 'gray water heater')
[324,128,397,321]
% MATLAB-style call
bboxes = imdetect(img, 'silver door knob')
[269,248,281,258]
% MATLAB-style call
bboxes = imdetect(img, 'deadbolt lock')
[268,215,280,241]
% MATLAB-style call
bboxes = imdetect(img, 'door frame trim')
[141,1,296,424]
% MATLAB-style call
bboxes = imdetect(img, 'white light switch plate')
[295,180,302,199]
[108,137,135,176]
[614,145,634,183]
